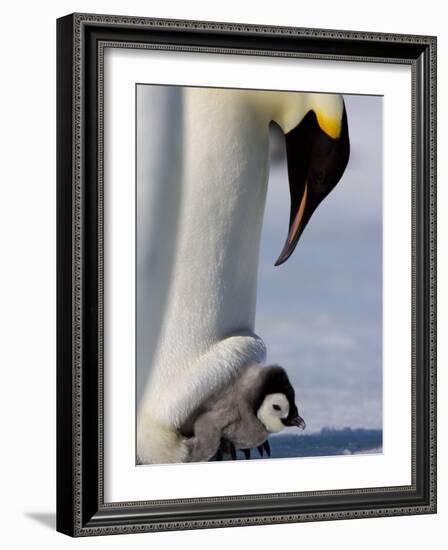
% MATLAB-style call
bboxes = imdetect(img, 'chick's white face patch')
[257,393,290,433]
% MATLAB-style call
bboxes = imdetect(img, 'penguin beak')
[282,415,306,430]
[275,105,350,266]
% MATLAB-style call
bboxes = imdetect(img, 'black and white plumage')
[180,364,305,463]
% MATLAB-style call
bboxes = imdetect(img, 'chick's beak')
[283,415,306,430]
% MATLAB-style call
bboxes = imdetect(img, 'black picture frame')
[57,13,437,536]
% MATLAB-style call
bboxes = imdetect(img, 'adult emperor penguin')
[137,87,350,464]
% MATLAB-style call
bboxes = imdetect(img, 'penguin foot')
[263,439,271,457]
[213,439,270,461]
[214,447,223,461]
[257,440,271,457]
[230,442,237,460]
[213,439,238,460]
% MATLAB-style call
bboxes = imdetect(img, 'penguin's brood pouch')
[180,363,305,462]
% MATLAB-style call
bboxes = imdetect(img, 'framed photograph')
[57,13,437,536]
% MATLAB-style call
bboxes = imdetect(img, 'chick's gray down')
[180,363,303,462]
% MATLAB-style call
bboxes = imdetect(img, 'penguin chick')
[181,364,305,462]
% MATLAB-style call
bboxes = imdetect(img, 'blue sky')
[257,94,383,433]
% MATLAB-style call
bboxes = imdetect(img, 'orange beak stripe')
[287,183,308,244]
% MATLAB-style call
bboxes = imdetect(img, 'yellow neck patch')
[315,111,342,139]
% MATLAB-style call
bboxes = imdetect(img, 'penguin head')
[257,393,290,433]
[255,366,306,433]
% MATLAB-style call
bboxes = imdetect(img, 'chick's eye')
[272,404,281,411]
